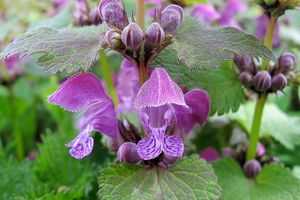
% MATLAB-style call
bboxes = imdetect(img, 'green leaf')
[171,16,275,69]
[228,102,300,150]
[154,50,244,115]
[34,131,96,198]
[98,155,221,200]
[0,25,105,74]
[213,158,300,200]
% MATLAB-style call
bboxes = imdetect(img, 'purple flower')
[199,147,219,161]
[255,14,280,47]
[218,0,246,28]
[116,59,139,113]
[191,0,246,28]
[48,73,118,159]
[190,4,220,25]
[134,68,210,160]
[1,54,25,81]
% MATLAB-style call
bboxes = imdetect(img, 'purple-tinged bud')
[89,8,102,25]
[233,55,256,74]
[103,29,121,49]
[74,0,90,26]
[272,73,287,91]
[121,22,143,49]
[256,143,266,157]
[199,147,219,162]
[233,55,246,71]
[278,52,296,74]
[98,0,128,29]
[253,71,272,92]
[243,160,262,178]
[117,142,141,164]
[239,71,253,87]
[145,22,165,45]
[107,137,121,152]
[159,4,184,34]
[222,147,232,157]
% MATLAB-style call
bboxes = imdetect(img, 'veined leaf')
[171,16,276,70]
[98,155,221,200]
[0,25,105,74]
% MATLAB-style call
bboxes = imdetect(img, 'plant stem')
[99,51,118,106]
[137,0,145,31]
[8,85,24,160]
[246,94,266,160]
[246,16,277,161]
[261,16,278,70]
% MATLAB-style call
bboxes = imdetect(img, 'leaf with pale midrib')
[0,25,105,74]
[172,16,275,70]
[213,158,300,200]
[98,155,221,200]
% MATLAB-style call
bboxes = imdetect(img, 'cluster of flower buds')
[234,52,296,93]
[74,0,102,26]
[99,0,183,63]
[223,142,279,178]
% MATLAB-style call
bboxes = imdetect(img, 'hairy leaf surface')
[172,17,276,69]
[98,155,221,200]
[0,26,105,74]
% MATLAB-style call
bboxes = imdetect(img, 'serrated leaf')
[228,102,300,150]
[0,25,105,74]
[213,158,300,200]
[172,16,275,69]
[154,49,244,115]
[98,155,221,200]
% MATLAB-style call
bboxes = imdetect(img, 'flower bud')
[256,143,266,157]
[107,137,121,152]
[222,147,232,157]
[272,73,287,91]
[159,4,184,34]
[233,55,256,74]
[243,160,262,178]
[278,52,296,74]
[98,0,128,29]
[89,8,102,25]
[103,29,121,49]
[117,142,141,164]
[145,22,165,45]
[74,0,90,26]
[239,71,253,87]
[121,22,143,49]
[253,71,272,92]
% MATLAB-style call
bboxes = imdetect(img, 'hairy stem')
[8,85,24,160]
[261,16,277,70]
[246,94,266,160]
[246,16,277,161]
[99,51,119,106]
[138,43,148,85]
[137,0,145,31]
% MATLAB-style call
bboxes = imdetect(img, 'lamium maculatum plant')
[1,0,300,199]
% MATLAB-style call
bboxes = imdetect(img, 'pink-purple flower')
[49,66,210,162]
[134,68,210,160]
[190,0,246,28]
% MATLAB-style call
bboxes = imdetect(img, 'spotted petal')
[134,68,186,109]
[162,135,184,158]
[48,73,110,112]
[136,136,162,160]
[67,129,94,159]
